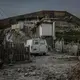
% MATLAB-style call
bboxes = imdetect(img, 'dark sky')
[0,0,80,19]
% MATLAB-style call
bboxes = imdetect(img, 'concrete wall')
[11,21,24,30]
[41,23,52,36]
[38,22,56,39]
[55,40,78,56]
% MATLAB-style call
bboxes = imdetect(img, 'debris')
[3,70,8,75]
[17,68,21,72]
[68,62,80,80]
[0,53,78,80]
[29,71,36,76]
[24,73,28,76]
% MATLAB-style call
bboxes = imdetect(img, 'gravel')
[0,53,78,80]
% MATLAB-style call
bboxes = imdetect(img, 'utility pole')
[52,21,56,48]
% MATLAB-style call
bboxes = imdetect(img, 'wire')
[0,7,8,18]
[0,10,5,18]
[0,12,3,17]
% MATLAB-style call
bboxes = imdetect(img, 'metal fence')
[0,42,30,64]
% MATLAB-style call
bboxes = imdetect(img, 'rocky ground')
[0,51,79,80]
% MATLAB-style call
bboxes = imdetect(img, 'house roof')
[0,10,80,29]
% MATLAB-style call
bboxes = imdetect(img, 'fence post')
[61,38,64,53]
[27,45,31,62]
[9,42,14,65]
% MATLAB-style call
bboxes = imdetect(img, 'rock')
[78,56,80,60]
[59,74,68,80]
[29,71,36,76]
[17,68,21,72]
[24,73,29,76]
[63,74,68,78]
[55,74,61,80]
[68,63,80,80]
[3,70,8,75]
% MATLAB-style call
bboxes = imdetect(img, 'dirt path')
[0,52,79,80]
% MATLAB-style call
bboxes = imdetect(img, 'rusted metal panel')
[54,11,65,17]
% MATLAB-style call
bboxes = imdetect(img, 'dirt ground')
[0,51,79,80]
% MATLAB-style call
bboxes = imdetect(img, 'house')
[0,10,80,29]
[0,10,80,47]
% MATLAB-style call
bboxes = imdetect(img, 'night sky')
[0,0,80,19]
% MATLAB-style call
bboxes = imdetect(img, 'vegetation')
[56,30,80,42]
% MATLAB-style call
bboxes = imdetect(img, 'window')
[40,40,45,45]
[33,40,39,45]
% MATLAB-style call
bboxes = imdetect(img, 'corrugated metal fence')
[1,42,29,63]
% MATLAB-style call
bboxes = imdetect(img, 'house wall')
[41,23,52,36]
[11,21,24,30]
[37,22,56,39]
[39,25,42,37]
[36,27,40,37]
